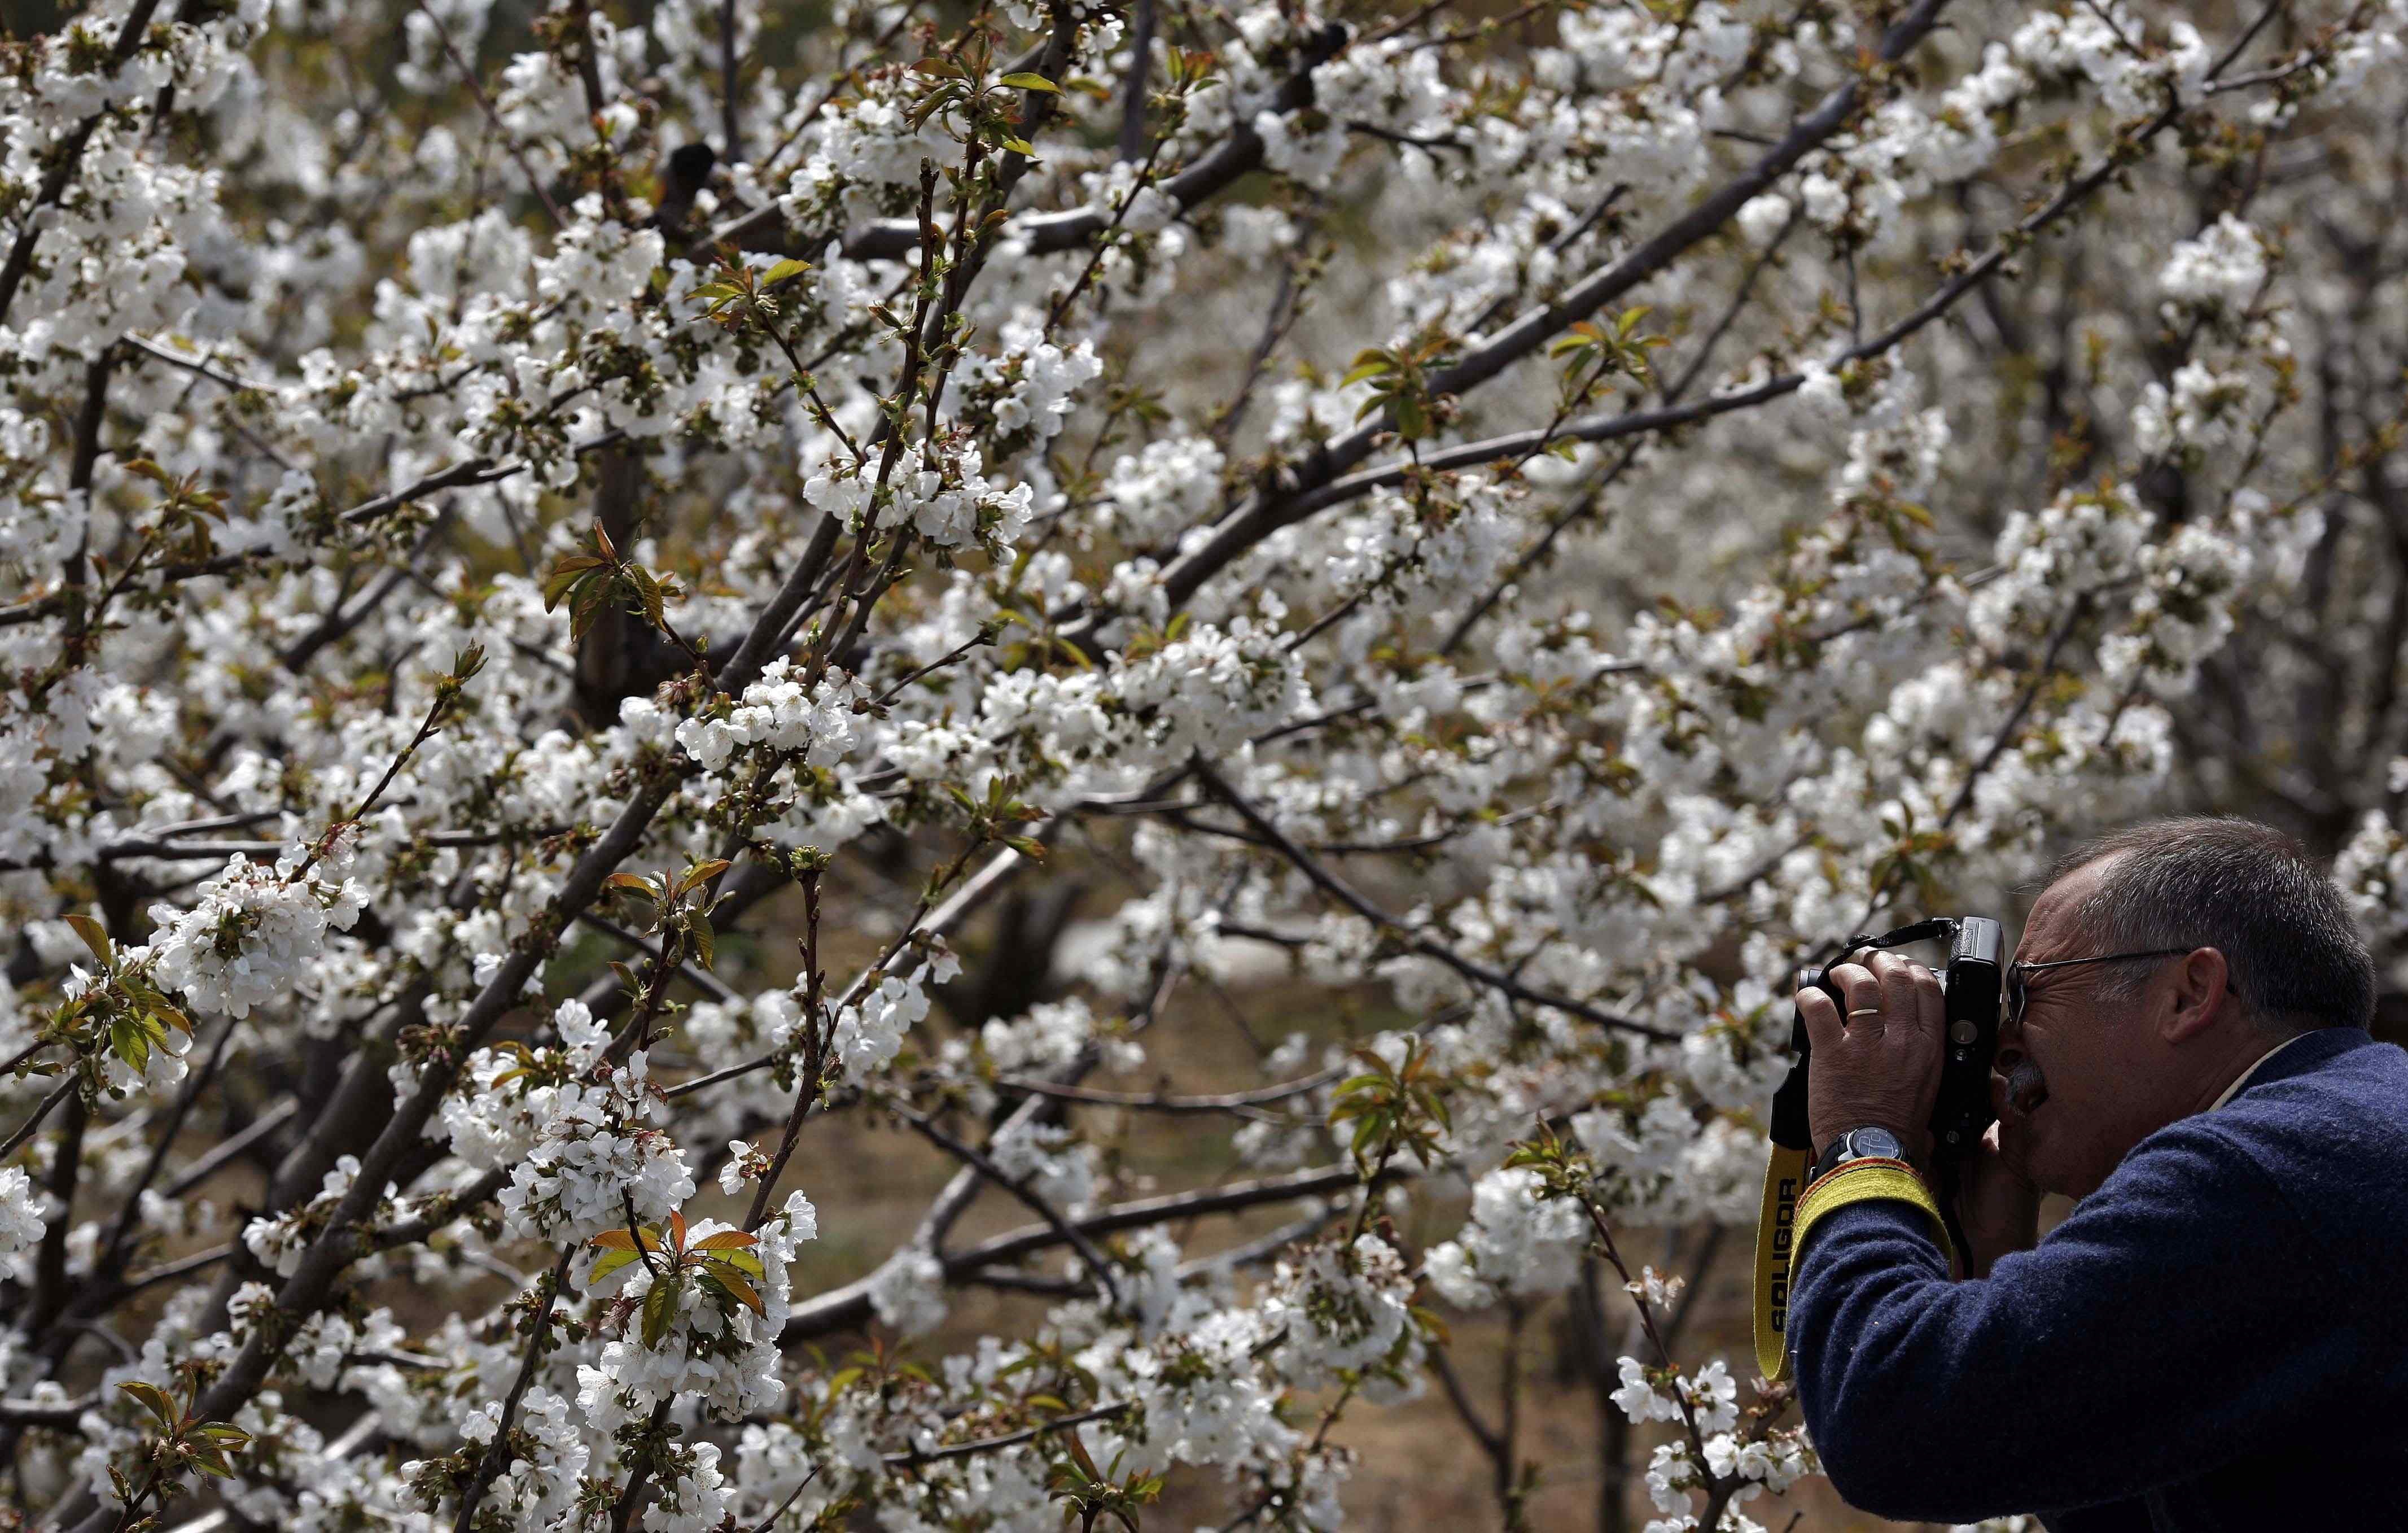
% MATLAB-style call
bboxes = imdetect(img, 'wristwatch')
[1811,1125,1916,1182]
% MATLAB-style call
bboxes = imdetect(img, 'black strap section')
[1770,1007,1813,1150]
[1934,1157,1974,1274]
[1860,917,1954,948]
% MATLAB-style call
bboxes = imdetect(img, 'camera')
[1755,916,2004,1378]
[1779,915,2007,1163]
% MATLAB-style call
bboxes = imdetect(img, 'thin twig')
[898,1106,1126,1311]
[417,3,564,227]
[0,1077,77,1163]
[884,1400,1133,1468]
[1189,757,1676,1042]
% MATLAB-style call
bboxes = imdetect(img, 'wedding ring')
[1846,1007,1884,1019]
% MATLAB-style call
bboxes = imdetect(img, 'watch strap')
[1813,1125,1913,1180]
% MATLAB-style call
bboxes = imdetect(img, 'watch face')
[1851,1127,1904,1160]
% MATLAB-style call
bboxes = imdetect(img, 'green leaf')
[998,71,1061,92]
[588,1248,642,1287]
[642,1274,683,1348]
[541,557,606,609]
[705,1263,765,1316]
[764,258,814,286]
[629,565,666,626]
[570,586,612,640]
[64,914,112,964]
[1001,136,1037,156]
[119,1381,179,1429]
[1063,1429,1099,1477]
[716,1248,766,1281]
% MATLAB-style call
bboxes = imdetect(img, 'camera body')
[1755,915,2004,1379]
[1772,916,2007,1163]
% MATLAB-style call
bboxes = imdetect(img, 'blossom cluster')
[142,850,364,1021]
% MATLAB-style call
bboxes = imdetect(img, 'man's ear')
[2157,946,2232,1044]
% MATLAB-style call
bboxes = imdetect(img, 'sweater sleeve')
[1787,1116,2353,1523]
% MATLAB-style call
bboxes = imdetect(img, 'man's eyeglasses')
[2005,947,2240,1030]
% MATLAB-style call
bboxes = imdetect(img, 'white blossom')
[0,1167,45,1261]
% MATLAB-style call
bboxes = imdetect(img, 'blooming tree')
[2,0,2405,1530]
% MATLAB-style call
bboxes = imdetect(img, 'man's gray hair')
[2046,816,2376,1034]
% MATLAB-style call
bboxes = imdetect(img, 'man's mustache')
[2000,1058,2048,1117]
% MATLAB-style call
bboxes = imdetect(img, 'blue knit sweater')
[1787,1025,2408,1531]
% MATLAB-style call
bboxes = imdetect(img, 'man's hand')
[1960,1119,2042,1277]
[1799,950,1943,1167]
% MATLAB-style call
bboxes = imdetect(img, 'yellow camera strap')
[1751,1140,1813,1381]
[1752,1152,1955,1382]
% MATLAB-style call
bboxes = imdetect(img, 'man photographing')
[1786,816,2408,1529]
